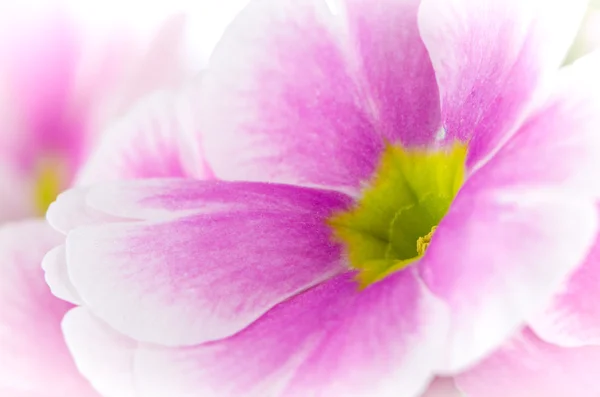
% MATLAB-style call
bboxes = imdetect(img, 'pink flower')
[43,0,600,396]
[0,1,198,222]
[0,3,236,396]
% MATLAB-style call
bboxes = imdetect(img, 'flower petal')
[418,185,598,373]
[0,165,34,222]
[76,88,209,185]
[54,180,353,346]
[46,187,127,235]
[131,271,447,397]
[42,245,82,305]
[456,328,600,397]
[62,308,137,397]
[529,210,600,347]
[418,0,588,167]
[467,51,600,197]
[0,220,99,397]
[199,0,440,195]
[420,378,463,397]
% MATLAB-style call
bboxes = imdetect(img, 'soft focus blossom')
[0,0,200,222]
[41,0,600,396]
[0,2,246,396]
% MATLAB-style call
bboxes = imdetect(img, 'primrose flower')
[44,0,600,396]
[0,1,197,222]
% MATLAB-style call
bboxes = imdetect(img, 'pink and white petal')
[42,245,82,305]
[200,0,441,195]
[529,209,600,347]
[76,88,209,186]
[418,0,588,168]
[132,271,447,397]
[62,308,137,397]
[418,185,598,373]
[0,220,99,397]
[420,378,464,397]
[55,180,353,346]
[46,187,128,235]
[468,51,600,197]
[456,328,600,397]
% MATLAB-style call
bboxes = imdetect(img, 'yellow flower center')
[328,142,467,288]
[33,157,66,215]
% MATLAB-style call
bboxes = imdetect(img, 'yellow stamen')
[416,226,437,256]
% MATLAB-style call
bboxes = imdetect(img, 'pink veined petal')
[418,0,588,169]
[466,51,600,197]
[62,308,137,397]
[456,327,600,397]
[0,220,99,397]
[418,185,598,373]
[76,88,209,186]
[529,208,600,347]
[418,50,600,372]
[48,180,354,346]
[420,377,464,397]
[62,272,448,397]
[199,0,441,196]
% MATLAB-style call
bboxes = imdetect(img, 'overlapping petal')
[418,0,588,168]
[529,210,600,347]
[418,184,597,372]
[199,0,440,196]
[418,50,600,373]
[76,87,209,185]
[45,180,353,346]
[63,272,447,397]
[456,328,600,397]
[0,220,99,397]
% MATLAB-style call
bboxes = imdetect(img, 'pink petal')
[418,0,588,168]
[199,0,441,195]
[529,209,600,347]
[42,245,82,305]
[0,165,34,222]
[46,187,127,235]
[456,328,600,397]
[0,220,99,397]
[127,272,445,397]
[76,88,210,185]
[62,308,137,397]
[418,185,598,373]
[420,377,463,397]
[466,51,600,197]
[47,180,353,346]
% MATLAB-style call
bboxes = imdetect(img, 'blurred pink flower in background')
[0,1,248,396]
[41,0,600,396]
[0,0,232,221]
